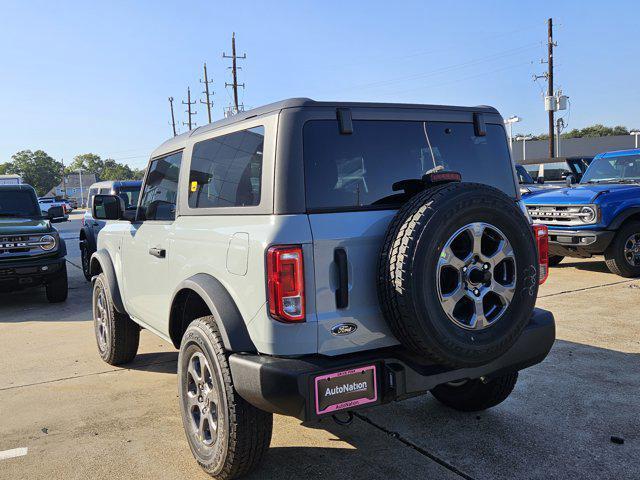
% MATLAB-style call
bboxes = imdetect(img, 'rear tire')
[604,221,640,278]
[45,263,68,303]
[548,255,564,267]
[178,316,273,480]
[93,273,139,365]
[431,372,518,412]
[80,240,92,282]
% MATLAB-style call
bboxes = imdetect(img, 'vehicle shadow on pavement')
[126,351,178,375]
[553,259,611,273]
[322,339,639,480]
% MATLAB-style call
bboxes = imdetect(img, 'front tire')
[178,316,272,480]
[80,240,92,282]
[604,221,640,278]
[431,372,518,412]
[93,273,139,365]
[45,263,68,303]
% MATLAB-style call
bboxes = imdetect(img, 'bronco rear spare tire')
[378,182,539,367]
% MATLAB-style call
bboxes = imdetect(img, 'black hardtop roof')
[0,184,36,192]
[151,98,501,158]
[195,98,499,134]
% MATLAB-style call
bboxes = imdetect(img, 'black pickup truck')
[0,184,68,302]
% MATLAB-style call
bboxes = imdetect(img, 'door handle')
[149,247,166,258]
[334,248,349,309]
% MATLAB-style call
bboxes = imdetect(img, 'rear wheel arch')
[169,274,256,353]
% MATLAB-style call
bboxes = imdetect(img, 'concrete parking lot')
[1,212,639,480]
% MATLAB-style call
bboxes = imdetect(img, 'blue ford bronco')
[524,148,640,277]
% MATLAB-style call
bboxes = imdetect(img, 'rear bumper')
[548,228,614,257]
[0,255,66,291]
[229,308,555,421]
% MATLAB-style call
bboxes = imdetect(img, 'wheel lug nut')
[462,266,467,273]
[483,263,490,270]
[198,396,203,402]
[473,289,480,296]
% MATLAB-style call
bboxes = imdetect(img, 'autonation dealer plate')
[314,365,378,415]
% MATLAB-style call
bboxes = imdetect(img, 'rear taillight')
[533,224,549,284]
[267,245,305,322]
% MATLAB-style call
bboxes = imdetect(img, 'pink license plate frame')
[314,365,378,416]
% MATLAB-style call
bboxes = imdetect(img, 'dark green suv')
[0,184,68,302]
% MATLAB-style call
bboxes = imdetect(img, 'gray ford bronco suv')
[90,99,555,479]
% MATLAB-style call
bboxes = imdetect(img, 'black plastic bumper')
[229,308,555,421]
[0,255,66,291]
[548,229,615,258]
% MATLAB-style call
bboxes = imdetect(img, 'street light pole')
[77,169,84,207]
[504,115,521,151]
[631,130,640,149]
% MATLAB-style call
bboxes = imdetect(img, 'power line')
[200,62,214,124]
[326,42,541,95]
[182,87,197,131]
[223,32,246,116]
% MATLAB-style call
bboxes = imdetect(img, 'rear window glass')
[303,120,516,211]
[188,126,264,208]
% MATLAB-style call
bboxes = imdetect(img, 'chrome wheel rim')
[82,246,90,274]
[623,233,640,267]
[94,287,108,351]
[437,222,517,330]
[185,351,220,447]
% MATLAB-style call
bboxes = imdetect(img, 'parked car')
[0,184,68,302]
[38,197,69,221]
[79,180,141,280]
[65,197,78,210]
[88,98,554,479]
[561,156,593,184]
[525,148,640,276]
[516,164,561,195]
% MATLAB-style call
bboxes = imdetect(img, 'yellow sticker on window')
[190,181,198,192]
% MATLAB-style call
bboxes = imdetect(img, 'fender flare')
[80,225,97,254]
[89,249,126,314]
[171,274,256,353]
[608,207,640,230]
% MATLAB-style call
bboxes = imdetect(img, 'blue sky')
[1,0,638,168]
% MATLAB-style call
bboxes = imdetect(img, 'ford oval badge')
[331,323,357,336]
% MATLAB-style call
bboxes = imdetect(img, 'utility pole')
[200,62,214,124]
[168,97,177,136]
[182,87,197,131]
[547,17,555,161]
[223,32,246,115]
[77,169,84,207]
[61,158,66,199]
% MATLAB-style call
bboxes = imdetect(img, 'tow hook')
[331,411,354,426]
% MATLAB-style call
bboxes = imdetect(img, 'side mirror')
[93,194,126,220]
[566,175,575,187]
[48,206,65,220]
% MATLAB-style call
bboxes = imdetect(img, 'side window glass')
[188,126,264,208]
[87,188,98,209]
[138,152,182,221]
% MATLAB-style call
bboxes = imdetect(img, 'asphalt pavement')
[0,212,638,480]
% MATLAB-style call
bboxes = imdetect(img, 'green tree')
[66,153,104,176]
[0,163,10,175]
[5,150,62,196]
[562,124,629,139]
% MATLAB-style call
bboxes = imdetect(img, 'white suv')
[89,98,555,479]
